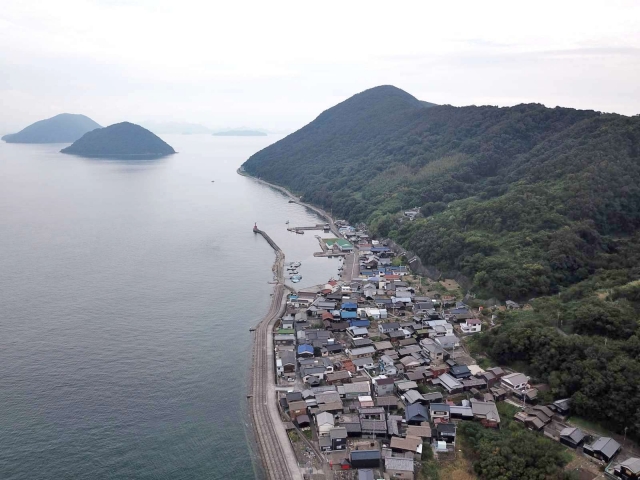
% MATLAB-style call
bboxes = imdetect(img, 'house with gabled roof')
[559,427,585,448]
[385,457,414,480]
[613,457,640,479]
[316,412,335,436]
[435,373,463,394]
[501,372,529,391]
[584,437,621,463]
[405,403,429,425]
[470,399,500,428]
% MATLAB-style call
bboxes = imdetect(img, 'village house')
[352,337,373,348]
[584,437,621,463]
[429,403,450,423]
[406,353,426,369]
[359,407,388,437]
[449,364,472,379]
[435,334,460,350]
[422,392,444,404]
[501,372,530,391]
[434,373,463,394]
[379,355,398,375]
[385,457,414,480]
[460,318,482,333]
[329,426,348,450]
[470,399,500,428]
[378,321,401,334]
[347,326,369,339]
[337,382,371,399]
[402,389,424,405]
[287,400,308,420]
[352,356,376,371]
[390,435,423,457]
[421,341,447,364]
[450,405,474,420]
[406,423,432,441]
[395,380,419,394]
[448,306,473,320]
[274,333,296,346]
[297,344,314,357]
[478,370,499,388]
[553,398,572,416]
[559,427,585,448]
[405,403,429,425]
[349,450,381,469]
[316,412,335,436]
[295,415,310,429]
[435,423,457,444]
[506,300,521,309]
[373,376,396,396]
[279,350,296,375]
[613,457,640,480]
[326,370,351,385]
[373,340,393,351]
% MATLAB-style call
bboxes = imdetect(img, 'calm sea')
[0,134,339,480]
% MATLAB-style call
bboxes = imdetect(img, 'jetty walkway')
[250,228,302,480]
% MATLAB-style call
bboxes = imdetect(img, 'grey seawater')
[0,134,339,480]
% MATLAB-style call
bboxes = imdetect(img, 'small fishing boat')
[295,230,304,235]
[290,274,302,283]
[292,262,301,268]
[285,220,289,224]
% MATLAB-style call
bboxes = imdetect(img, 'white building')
[461,318,482,334]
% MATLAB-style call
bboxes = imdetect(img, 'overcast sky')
[1,0,639,133]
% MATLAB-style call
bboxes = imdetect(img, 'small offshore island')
[61,122,176,157]
[2,113,101,144]
[212,129,267,137]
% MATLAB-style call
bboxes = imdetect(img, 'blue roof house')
[297,344,314,357]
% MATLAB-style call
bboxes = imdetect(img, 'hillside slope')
[61,122,175,157]
[2,113,101,143]
[242,86,640,299]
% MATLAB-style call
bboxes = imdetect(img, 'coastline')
[237,168,341,238]
[248,227,302,480]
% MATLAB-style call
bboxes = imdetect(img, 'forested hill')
[2,113,101,143]
[61,122,175,157]
[242,85,640,299]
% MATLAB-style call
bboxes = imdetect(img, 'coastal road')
[250,229,303,480]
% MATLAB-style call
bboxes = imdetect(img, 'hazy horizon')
[1,0,639,135]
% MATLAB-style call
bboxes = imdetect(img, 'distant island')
[2,113,101,144]
[60,122,176,157]
[212,129,267,137]
[141,121,212,135]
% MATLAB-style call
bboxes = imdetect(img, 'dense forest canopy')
[242,85,640,300]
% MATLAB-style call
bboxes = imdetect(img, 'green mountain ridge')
[243,86,640,443]
[242,85,640,300]
[61,122,175,157]
[2,113,102,144]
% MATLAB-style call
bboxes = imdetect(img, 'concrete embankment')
[249,228,302,480]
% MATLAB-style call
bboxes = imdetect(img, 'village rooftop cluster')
[267,221,639,480]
